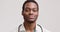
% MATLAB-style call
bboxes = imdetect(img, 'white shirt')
[18,24,51,32]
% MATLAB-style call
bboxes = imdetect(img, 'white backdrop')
[0,0,60,32]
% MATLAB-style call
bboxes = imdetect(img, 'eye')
[25,9,30,12]
[33,9,37,12]
[24,8,31,12]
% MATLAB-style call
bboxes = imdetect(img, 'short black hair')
[22,0,39,11]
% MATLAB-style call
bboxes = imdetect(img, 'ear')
[27,0,35,1]
[22,10,24,16]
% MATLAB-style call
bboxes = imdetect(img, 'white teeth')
[29,16,34,18]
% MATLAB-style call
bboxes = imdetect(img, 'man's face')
[22,2,39,23]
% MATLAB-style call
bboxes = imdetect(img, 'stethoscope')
[18,24,43,32]
[37,24,43,32]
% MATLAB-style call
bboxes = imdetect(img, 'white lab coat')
[18,24,51,32]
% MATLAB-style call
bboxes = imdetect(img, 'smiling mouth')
[29,16,35,19]
[29,17,34,19]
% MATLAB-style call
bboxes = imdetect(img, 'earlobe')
[22,10,24,16]
[22,11,23,15]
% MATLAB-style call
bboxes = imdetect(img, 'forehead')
[25,2,37,9]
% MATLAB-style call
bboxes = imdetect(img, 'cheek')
[23,12,29,17]
[34,12,38,16]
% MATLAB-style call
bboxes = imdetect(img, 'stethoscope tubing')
[18,24,43,32]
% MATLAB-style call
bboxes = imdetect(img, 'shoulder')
[37,24,51,32]
[43,28,51,32]
[18,24,22,30]
[18,24,26,32]
[36,24,43,32]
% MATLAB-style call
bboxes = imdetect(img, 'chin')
[28,20,36,23]
[28,21,35,23]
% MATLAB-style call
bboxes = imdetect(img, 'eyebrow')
[25,7,37,9]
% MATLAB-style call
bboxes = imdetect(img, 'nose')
[29,10,33,15]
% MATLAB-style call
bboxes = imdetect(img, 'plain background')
[0,0,60,32]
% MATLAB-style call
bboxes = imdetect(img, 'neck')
[24,21,36,31]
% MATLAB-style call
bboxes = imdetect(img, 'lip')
[29,18,34,19]
[29,18,35,20]
[29,16,34,18]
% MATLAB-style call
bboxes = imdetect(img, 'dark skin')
[22,2,39,32]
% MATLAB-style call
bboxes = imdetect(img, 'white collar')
[18,24,42,32]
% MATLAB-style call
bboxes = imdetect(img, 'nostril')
[29,11,33,14]
[30,10,33,13]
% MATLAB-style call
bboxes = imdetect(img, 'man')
[18,0,51,32]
